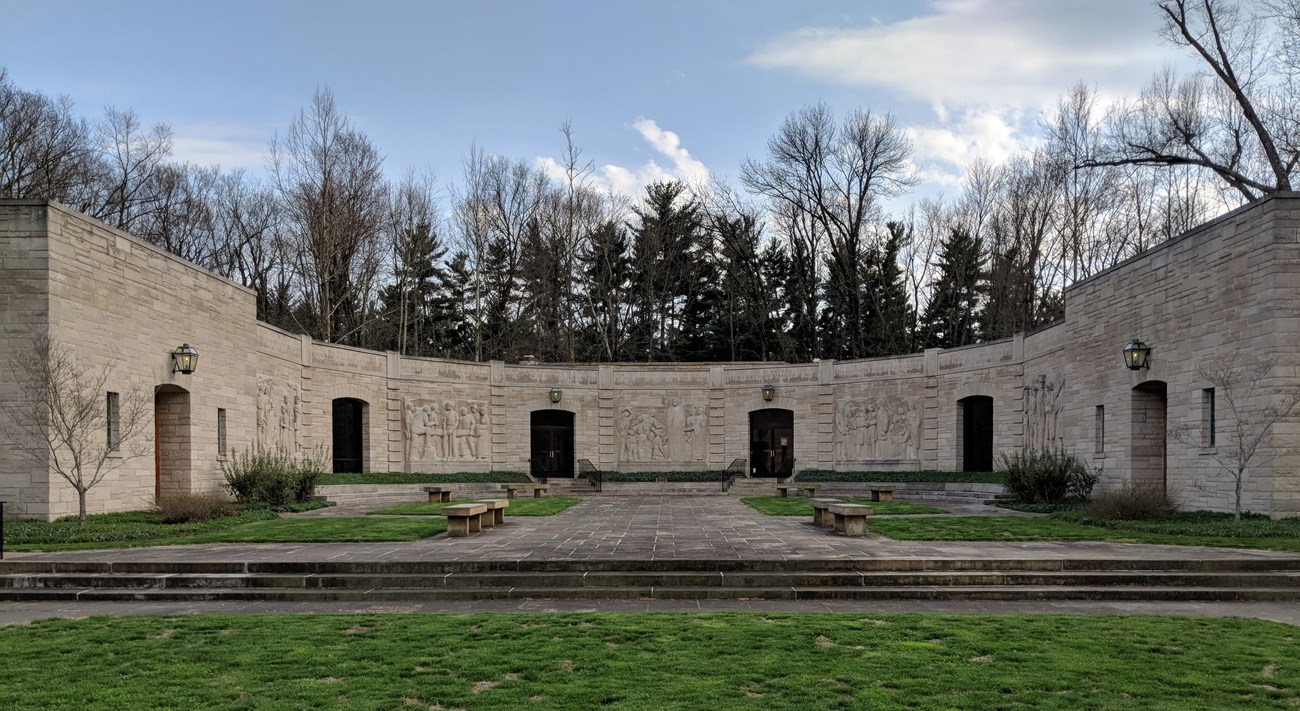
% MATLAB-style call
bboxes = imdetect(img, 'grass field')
[372,497,581,516]
[4,512,446,552]
[742,496,946,516]
[868,515,1300,553]
[0,613,1293,709]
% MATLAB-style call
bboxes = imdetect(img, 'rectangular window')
[106,391,120,450]
[217,408,228,455]
[1202,388,1216,447]
[1094,405,1104,453]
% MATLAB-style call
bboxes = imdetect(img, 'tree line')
[3,1,1295,363]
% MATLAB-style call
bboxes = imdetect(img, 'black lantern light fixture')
[761,383,776,401]
[171,343,199,375]
[549,386,563,404]
[1122,338,1151,371]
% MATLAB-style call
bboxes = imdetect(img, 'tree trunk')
[78,488,88,526]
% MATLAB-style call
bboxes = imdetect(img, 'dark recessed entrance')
[958,395,994,472]
[531,410,575,477]
[332,398,365,473]
[750,408,794,477]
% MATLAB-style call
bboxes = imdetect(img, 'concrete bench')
[476,498,509,527]
[869,486,897,503]
[502,484,551,499]
[442,502,488,537]
[809,498,843,529]
[827,503,873,536]
[423,486,454,503]
[776,484,821,498]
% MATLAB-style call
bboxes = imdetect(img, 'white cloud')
[536,118,709,198]
[169,123,269,171]
[748,0,1174,109]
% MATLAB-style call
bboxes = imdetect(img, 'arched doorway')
[750,408,794,477]
[957,395,994,472]
[154,385,192,499]
[530,410,574,477]
[1131,381,1168,492]
[332,398,366,473]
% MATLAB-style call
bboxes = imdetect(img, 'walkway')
[4,496,1298,626]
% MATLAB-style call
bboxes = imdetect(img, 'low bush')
[316,471,531,486]
[1084,482,1176,520]
[222,446,328,506]
[152,491,237,523]
[797,470,1004,484]
[601,471,722,482]
[999,448,1096,504]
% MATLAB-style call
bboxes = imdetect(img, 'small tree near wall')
[1171,355,1300,522]
[4,333,152,524]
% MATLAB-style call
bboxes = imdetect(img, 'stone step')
[3,584,1297,603]
[3,570,1297,591]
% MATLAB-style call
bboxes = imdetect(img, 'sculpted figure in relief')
[1023,375,1065,450]
[256,376,301,452]
[834,396,921,461]
[403,397,489,464]
[616,401,707,463]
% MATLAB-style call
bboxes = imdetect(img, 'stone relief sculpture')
[256,376,302,452]
[404,398,489,463]
[616,402,707,463]
[1023,375,1064,450]
[835,397,921,460]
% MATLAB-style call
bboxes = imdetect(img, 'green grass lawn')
[742,496,946,516]
[372,497,581,516]
[4,512,446,552]
[0,613,1293,709]
[868,514,1300,553]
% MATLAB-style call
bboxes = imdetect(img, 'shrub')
[151,491,237,523]
[222,446,327,506]
[1085,482,1176,520]
[999,447,1096,504]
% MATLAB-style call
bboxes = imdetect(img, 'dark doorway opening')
[332,398,366,473]
[531,410,575,477]
[1131,381,1168,493]
[958,395,994,472]
[154,385,192,499]
[750,408,795,477]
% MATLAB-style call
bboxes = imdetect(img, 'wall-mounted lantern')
[171,343,199,375]
[549,386,563,404]
[761,383,776,401]
[1122,338,1151,371]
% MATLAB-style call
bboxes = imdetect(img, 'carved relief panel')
[256,376,301,452]
[615,399,708,464]
[404,398,489,464]
[1023,374,1064,450]
[834,396,922,461]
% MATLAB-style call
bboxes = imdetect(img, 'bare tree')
[1171,355,1300,521]
[0,68,94,200]
[4,333,151,525]
[1086,0,1299,201]
[270,87,388,344]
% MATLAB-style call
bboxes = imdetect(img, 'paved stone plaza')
[4,496,1298,627]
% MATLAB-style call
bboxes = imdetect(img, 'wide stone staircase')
[3,557,1298,603]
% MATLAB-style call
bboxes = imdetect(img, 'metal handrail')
[577,458,603,493]
[722,457,746,492]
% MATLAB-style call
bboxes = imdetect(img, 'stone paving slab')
[6,496,1298,565]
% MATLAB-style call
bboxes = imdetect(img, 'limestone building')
[2,195,1298,519]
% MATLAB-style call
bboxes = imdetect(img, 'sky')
[0,0,1191,208]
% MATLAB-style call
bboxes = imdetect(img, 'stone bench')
[869,485,897,503]
[827,503,874,536]
[503,484,551,499]
[476,498,509,527]
[809,498,843,529]
[776,484,820,498]
[442,502,488,537]
[423,486,454,503]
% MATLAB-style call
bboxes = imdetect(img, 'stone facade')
[3,195,1299,519]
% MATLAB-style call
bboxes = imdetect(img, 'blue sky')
[1,0,1186,207]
